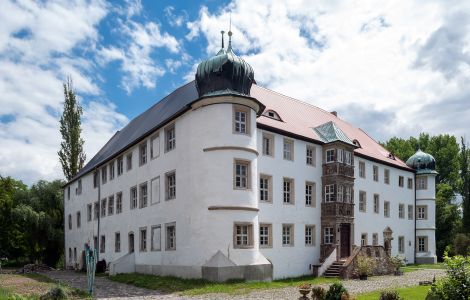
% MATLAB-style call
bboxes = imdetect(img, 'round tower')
[406,150,437,264]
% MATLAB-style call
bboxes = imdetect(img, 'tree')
[58,77,86,181]
[461,137,470,233]
[435,184,461,259]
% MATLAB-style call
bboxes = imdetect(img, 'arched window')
[262,109,282,121]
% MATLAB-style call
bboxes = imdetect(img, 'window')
[76,211,81,228]
[101,198,106,217]
[74,248,77,263]
[259,175,272,203]
[234,223,254,248]
[372,233,378,246]
[117,156,123,176]
[108,195,114,215]
[305,182,315,207]
[305,225,315,246]
[373,194,380,213]
[100,235,105,253]
[93,236,97,250]
[150,134,160,159]
[408,205,414,220]
[263,109,281,120]
[151,225,161,251]
[306,145,316,166]
[417,236,428,252]
[283,138,294,161]
[417,206,427,220]
[345,151,353,165]
[165,223,176,250]
[233,106,249,134]
[373,165,378,181]
[398,176,404,187]
[101,166,107,184]
[283,178,294,204]
[94,201,99,219]
[345,186,352,203]
[361,233,368,246]
[87,204,92,221]
[130,186,137,209]
[359,161,365,178]
[325,184,335,202]
[139,182,148,208]
[384,169,390,184]
[417,177,428,190]
[140,228,147,251]
[326,149,335,163]
[69,248,72,263]
[165,124,176,151]
[67,186,70,200]
[282,224,294,246]
[139,142,147,166]
[116,192,122,214]
[77,179,82,194]
[337,185,344,202]
[337,148,344,163]
[407,178,413,189]
[109,161,115,180]
[115,232,121,252]
[384,201,390,217]
[68,214,72,230]
[151,177,160,205]
[359,191,366,212]
[93,171,98,188]
[262,133,274,156]
[166,171,176,200]
[259,223,272,248]
[399,204,405,219]
[234,160,250,189]
[398,236,405,253]
[324,227,334,244]
[126,153,132,171]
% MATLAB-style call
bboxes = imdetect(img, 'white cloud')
[164,6,187,27]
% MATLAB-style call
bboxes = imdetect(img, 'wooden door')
[340,224,350,258]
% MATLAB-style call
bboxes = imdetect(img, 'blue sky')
[0,0,469,184]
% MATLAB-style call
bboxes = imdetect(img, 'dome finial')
[220,30,225,49]
[228,12,233,50]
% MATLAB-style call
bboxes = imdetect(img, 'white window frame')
[359,191,366,212]
[115,232,121,253]
[165,124,176,152]
[262,133,274,156]
[139,227,147,252]
[374,194,380,213]
[306,145,316,166]
[361,233,367,246]
[345,151,353,165]
[283,178,294,204]
[417,177,428,190]
[139,182,148,208]
[324,227,334,244]
[259,174,272,203]
[282,224,294,246]
[130,186,137,209]
[283,138,294,161]
[305,181,315,207]
[325,184,335,202]
[305,225,315,246]
[337,148,344,163]
[384,169,390,184]
[384,201,390,217]
[359,161,365,178]
[139,142,147,166]
[398,236,405,253]
[234,223,253,248]
[417,206,427,220]
[373,165,378,181]
[116,192,122,214]
[165,223,176,250]
[151,225,161,251]
[259,223,272,248]
[166,171,176,200]
[399,204,404,219]
[234,160,250,189]
[326,149,335,163]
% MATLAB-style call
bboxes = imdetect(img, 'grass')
[402,262,446,272]
[110,273,338,295]
[356,285,431,300]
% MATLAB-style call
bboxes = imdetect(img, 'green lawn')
[356,285,431,300]
[109,273,338,295]
[402,262,445,272]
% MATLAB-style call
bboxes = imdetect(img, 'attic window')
[388,153,396,160]
[263,110,282,121]
[353,139,361,148]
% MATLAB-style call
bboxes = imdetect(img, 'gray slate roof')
[312,121,355,145]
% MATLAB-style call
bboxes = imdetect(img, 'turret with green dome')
[406,149,437,174]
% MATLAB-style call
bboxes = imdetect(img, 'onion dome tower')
[406,149,437,174]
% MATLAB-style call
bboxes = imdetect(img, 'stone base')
[202,264,273,282]
[416,256,437,264]
[135,264,202,279]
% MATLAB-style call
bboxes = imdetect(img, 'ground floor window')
[259,223,272,248]
[100,235,105,253]
[282,224,294,246]
[372,233,378,246]
[361,233,368,246]
[151,225,161,251]
[166,223,176,250]
[140,227,147,251]
[417,236,428,252]
[305,225,315,246]
[115,232,121,252]
[324,227,334,244]
[234,223,253,248]
[398,236,405,253]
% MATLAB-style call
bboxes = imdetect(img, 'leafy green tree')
[435,184,461,259]
[58,77,86,181]
[460,137,470,233]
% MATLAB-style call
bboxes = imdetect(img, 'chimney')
[330,111,337,117]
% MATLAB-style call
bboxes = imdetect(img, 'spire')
[228,12,233,51]
[221,30,225,49]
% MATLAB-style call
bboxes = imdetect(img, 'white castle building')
[64,32,437,281]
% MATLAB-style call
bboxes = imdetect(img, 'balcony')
[323,163,354,177]
[321,202,355,218]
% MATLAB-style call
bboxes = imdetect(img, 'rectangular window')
[337,185,343,202]
[139,182,148,208]
[417,206,427,220]
[345,151,353,165]
[116,192,122,214]
[399,204,405,219]
[151,225,161,251]
[68,214,72,230]
[408,205,414,220]
[140,227,147,251]
[108,195,114,215]
[359,161,365,178]
[306,145,316,166]
[259,223,272,248]
[418,236,428,252]
[359,191,366,212]
[324,227,334,244]
[234,223,254,248]
[101,198,106,217]
[165,223,176,250]
[326,149,335,163]
[305,182,315,207]
[67,186,70,200]
[282,224,294,246]
[126,153,132,171]
[130,186,137,209]
[100,235,106,253]
[384,201,390,217]
[166,171,176,200]
[165,124,176,151]
[283,178,294,204]
[76,211,81,228]
[374,194,380,213]
[115,232,121,253]
[262,133,274,156]
[417,177,428,190]
[372,233,378,246]
[101,166,107,184]
[150,134,160,159]
[325,184,335,202]
[399,176,404,187]
[93,172,98,188]
[109,161,115,180]
[259,175,272,203]
[398,236,405,253]
[283,138,294,161]
[233,106,249,134]
[373,165,379,181]
[407,178,413,189]
[337,148,344,163]
[94,201,99,220]
[384,169,390,184]
[117,156,124,176]
[151,177,160,205]
[361,233,367,246]
[234,160,250,189]
[305,225,315,246]
[345,186,352,203]
[87,204,92,221]
[139,142,147,166]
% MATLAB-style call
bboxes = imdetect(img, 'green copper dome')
[195,32,255,98]
[406,149,437,174]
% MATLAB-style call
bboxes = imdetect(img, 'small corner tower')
[406,149,437,264]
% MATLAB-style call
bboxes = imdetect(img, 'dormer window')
[263,109,282,121]
[388,153,396,160]
[353,139,361,148]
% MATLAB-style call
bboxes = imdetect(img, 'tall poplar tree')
[461,137,470,232]
[58,78,86,181]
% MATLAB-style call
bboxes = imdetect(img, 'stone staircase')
[323,260,345,278]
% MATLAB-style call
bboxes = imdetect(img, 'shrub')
[355,254,375,276]
[39,286,67,300]
[453,233,470,256]
[325,282,349,300]
[312,286,326,300]
[379,290,403,300]
[389,255,406,272]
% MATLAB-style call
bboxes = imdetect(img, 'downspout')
[414,172,417,264]
[96,168,101,261]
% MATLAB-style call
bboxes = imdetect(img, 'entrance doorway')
[128,232,135,253]
[340,224,351,258]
